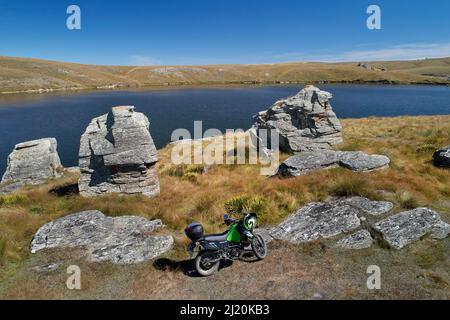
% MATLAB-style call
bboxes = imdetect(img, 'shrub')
[161,164,204,180]
[0,194,28,206]
[416,144,437,154]
[272,191,298,213]
[224,195,267,216]
[195,192,217,213]
[396,191,419,209]
[29,206,44,214]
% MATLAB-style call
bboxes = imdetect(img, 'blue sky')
[0,0,450,65]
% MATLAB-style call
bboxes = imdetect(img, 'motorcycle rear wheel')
[251,234,267,260]
[195,251,220,276]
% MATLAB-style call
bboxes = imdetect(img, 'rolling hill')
[0,56,449,94]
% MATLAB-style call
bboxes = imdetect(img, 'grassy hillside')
[0,115,449,299]
[1,56,449,93]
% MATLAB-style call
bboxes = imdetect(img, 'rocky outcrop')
[338,151,390,172]
[1,138,62,187]
[78,106,160,198]
[266,197,449,250]
[372,208,450,249]
[252,85,343,153]
[335,230,373,250]
[31,210,174,264]
[269,201,362,243]
[433,145,450,167]
[277,151,390,176]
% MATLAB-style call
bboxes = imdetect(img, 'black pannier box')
[185,222,204,240]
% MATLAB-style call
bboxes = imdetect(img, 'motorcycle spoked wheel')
[195,251,220,276]
[251,234,267,260]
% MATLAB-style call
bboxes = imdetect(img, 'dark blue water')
[0,84,449,174]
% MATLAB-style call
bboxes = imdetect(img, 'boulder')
[267,197,449,250]
[433,145,450,167]
[78,106,160,198]
[268,197,394,245]
[277,151,340,176]
[372,208,450,249]
[31,210,174,264]
[335,230,374,249]
[269,201,361,243]
[338,151,390,172]
[1,138,62,186]
[358,63,372,70]
[252,85,343,153]
[277,151,390,176]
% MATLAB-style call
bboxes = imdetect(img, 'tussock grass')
[0,115,450,284]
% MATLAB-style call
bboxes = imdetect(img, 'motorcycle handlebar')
[224,218,238,225]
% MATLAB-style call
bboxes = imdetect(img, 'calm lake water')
[0,84,450,174]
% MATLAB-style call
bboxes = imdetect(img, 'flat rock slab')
[277,151,340,176]
[338,151,390,172]
[270,201,362,243]
[266,197,448,250]
[277,150,390,176]
[335,230,374,249]
[342,197,393,216]
[31,210,173,264]
[372,208,450,249]
[433,145,450,167]
[1,138,62,186]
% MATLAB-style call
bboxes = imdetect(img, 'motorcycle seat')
[202,231,229,242]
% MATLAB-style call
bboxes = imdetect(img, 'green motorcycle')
[184,213,267,276]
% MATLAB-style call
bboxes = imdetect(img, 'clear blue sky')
[1,0,450,65]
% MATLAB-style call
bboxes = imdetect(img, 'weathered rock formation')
[252,85,343,153]
[1,138,62,186]
[373,208,450,249]
[269,200,362,243]
[433,145,450,167]
[264,197,449,250]
[277,150,390,176]
[78,106,160,197]
[31,210,174,264]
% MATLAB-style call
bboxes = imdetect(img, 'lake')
[0,84,450,174]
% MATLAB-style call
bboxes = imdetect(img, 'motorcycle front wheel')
[195,251,220,276]
[251,234,267,260]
